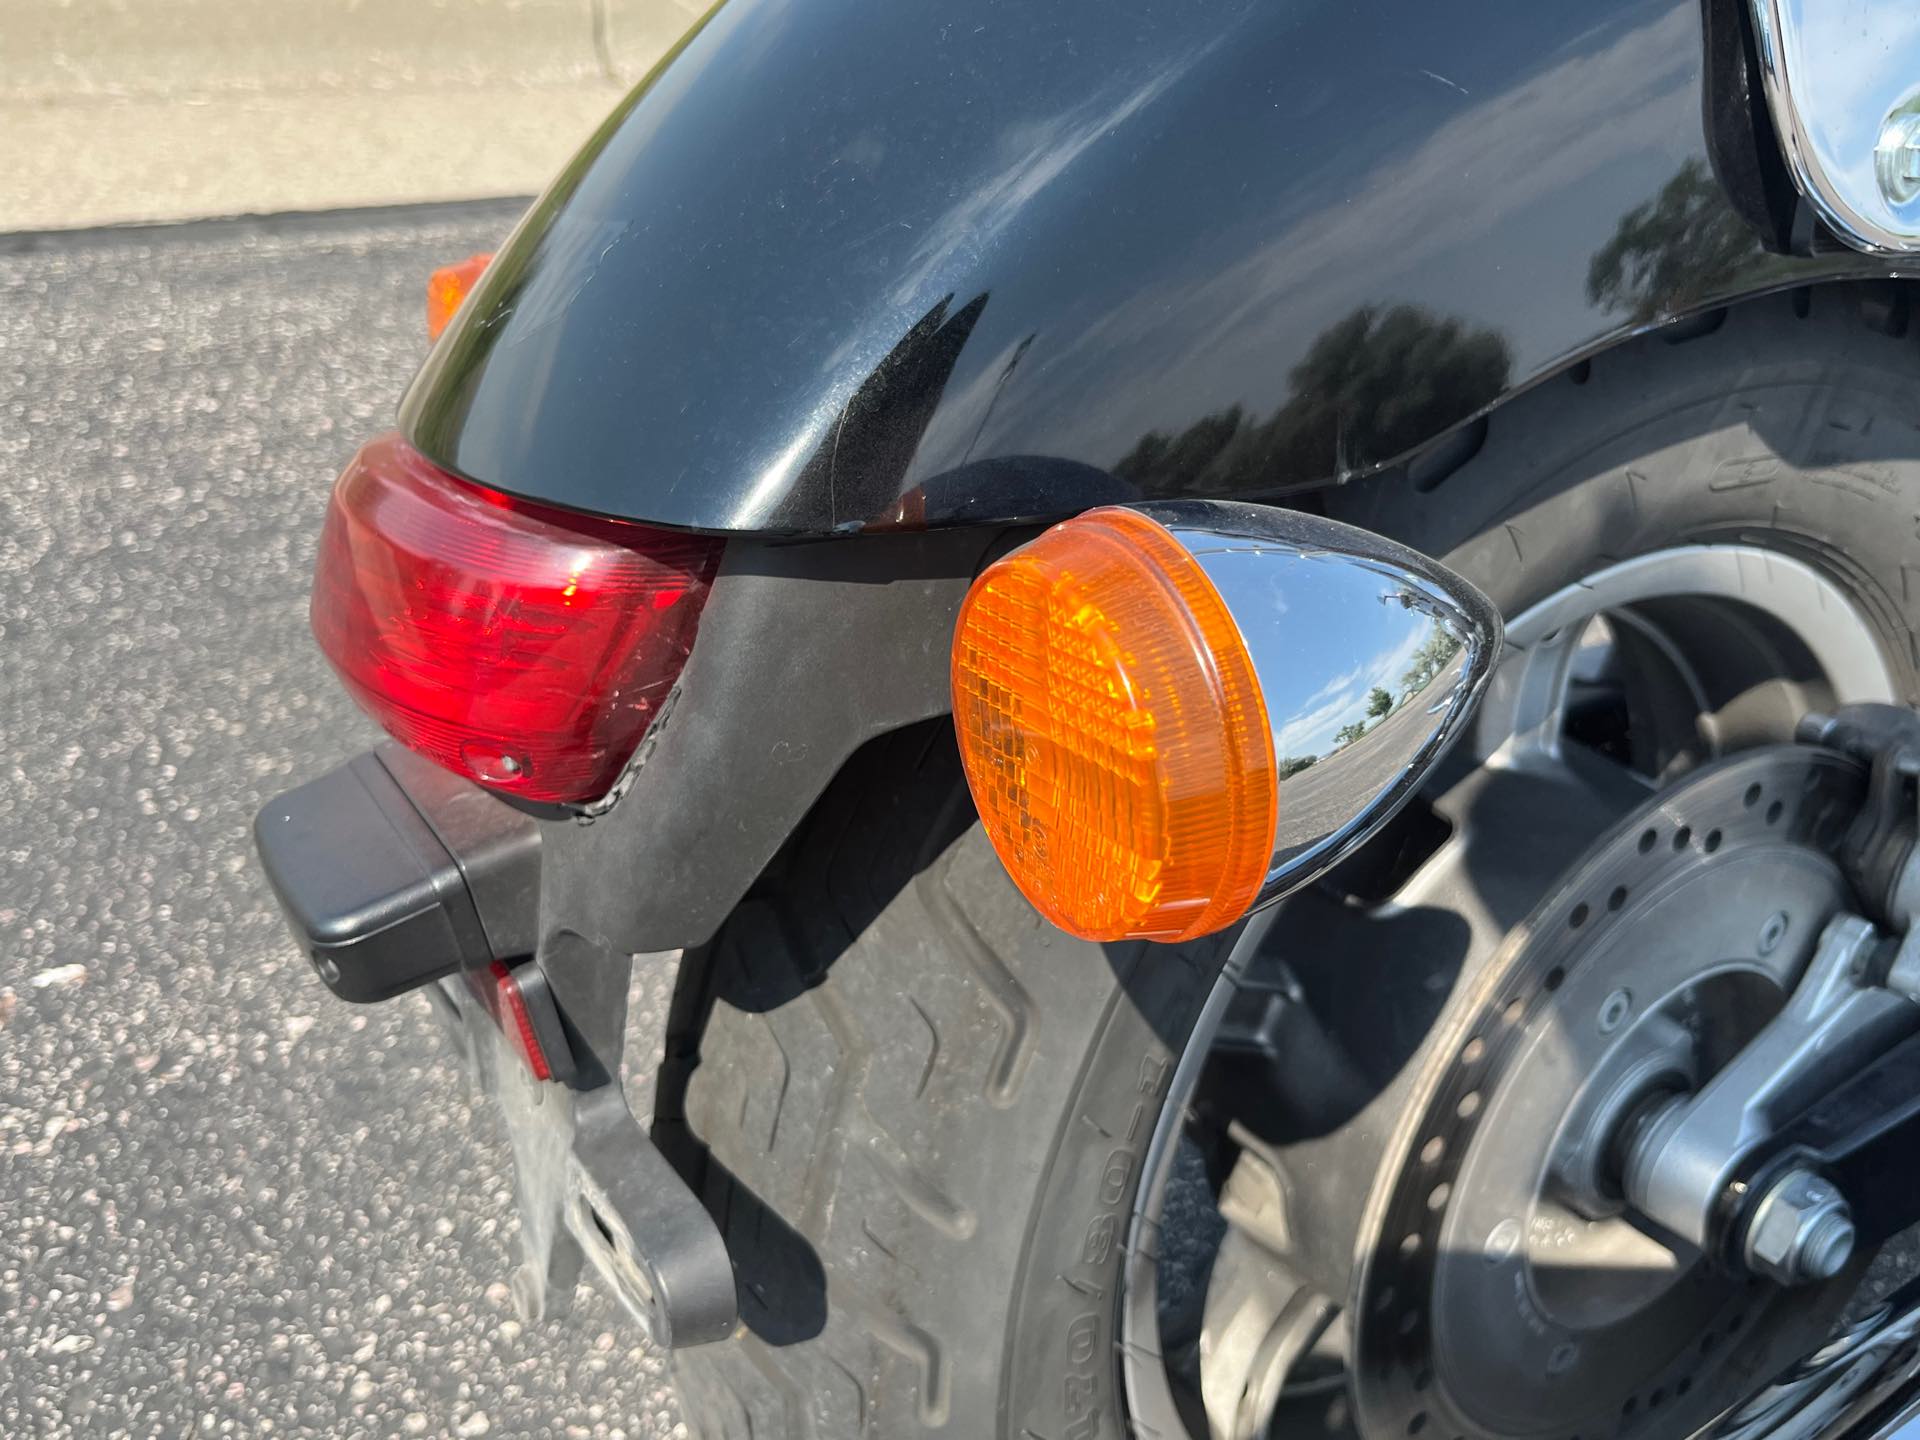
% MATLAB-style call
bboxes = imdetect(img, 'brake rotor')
[1348,745,1872,1440]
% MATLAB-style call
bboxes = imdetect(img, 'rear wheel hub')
[1350,745,1868,1440]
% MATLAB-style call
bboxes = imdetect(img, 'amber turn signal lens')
[426,252,493,340]
[951,507,1277,943]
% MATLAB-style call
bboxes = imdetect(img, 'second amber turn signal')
[427,252,494,340]
[951,507,1276,943]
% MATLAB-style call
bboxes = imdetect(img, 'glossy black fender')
[402,0,1910,536]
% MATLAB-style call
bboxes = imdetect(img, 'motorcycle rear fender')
[401,0,1913,538]
[410,0,1920,1066]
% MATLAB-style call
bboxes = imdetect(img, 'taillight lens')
[311,433,720,805]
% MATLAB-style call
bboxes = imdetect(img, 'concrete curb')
[1,0,704,232]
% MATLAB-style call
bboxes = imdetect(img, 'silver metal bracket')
[1622,912,1916,1251]
[1622,706,1920,1265]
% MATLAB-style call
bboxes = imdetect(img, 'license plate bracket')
[438,981,737,1348]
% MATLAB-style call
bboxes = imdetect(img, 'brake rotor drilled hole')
[1607,885,1629,912]
[1413,1368,1432,1393]
[1743,784,1762,808]
[1704,829,1723,853]
[1544,966,1566,992]
[1503,996,1525,1024]
[1456,1090,1482,1119]
[1638,828,1657,853]
[1400,1232,1423,1258]
[1673,826,1692,851]
[1649,1388,1666,1410]
[1569,903,1590,929]
[1408,1411,1428,1435]
[1420,1136,1446,1165]
[1461,1037,1486,1065]
[1676,1377,1692,1398]
[1765,799,1783,825]
[1428,1182,1452,1211]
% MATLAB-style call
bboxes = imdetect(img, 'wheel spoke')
[1196,1228,1343,1440]
[1470,611,1593,769]
[1382,741,1652,972]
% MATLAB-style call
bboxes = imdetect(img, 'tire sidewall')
[999,939,1218,1439]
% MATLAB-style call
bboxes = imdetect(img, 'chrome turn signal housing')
[951,500,1501,942]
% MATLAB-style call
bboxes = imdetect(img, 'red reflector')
[311,433,720,804]
[489,960,553,1081]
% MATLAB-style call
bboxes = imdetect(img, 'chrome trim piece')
[1135,499,1502,908]
[1691,1279,1920,1440]
[1117,906,1281,1440]
[1748,0,1920,253]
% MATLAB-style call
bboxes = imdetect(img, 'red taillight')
[311,433,720,805]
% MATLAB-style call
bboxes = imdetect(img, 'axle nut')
[1743,1168,1856,1287]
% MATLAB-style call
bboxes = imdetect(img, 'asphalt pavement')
[0,203,685,1438]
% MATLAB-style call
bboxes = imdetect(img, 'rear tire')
[659,284,1920,1439]
[655,723,1236,1438]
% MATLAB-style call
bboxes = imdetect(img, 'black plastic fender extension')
[534,525,1011,962]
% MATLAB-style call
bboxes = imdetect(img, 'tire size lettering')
[1049,1053,1174,1439]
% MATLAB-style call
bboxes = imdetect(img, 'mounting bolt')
[1547,1340,1580,1377]
[1741,1168,1856,1286]
[1795,712,1839,746]
[1484,1217,1523,1265]
[1757,911,1789,957]
[1878,109,1920,207]
[1597,988,1632,1035]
